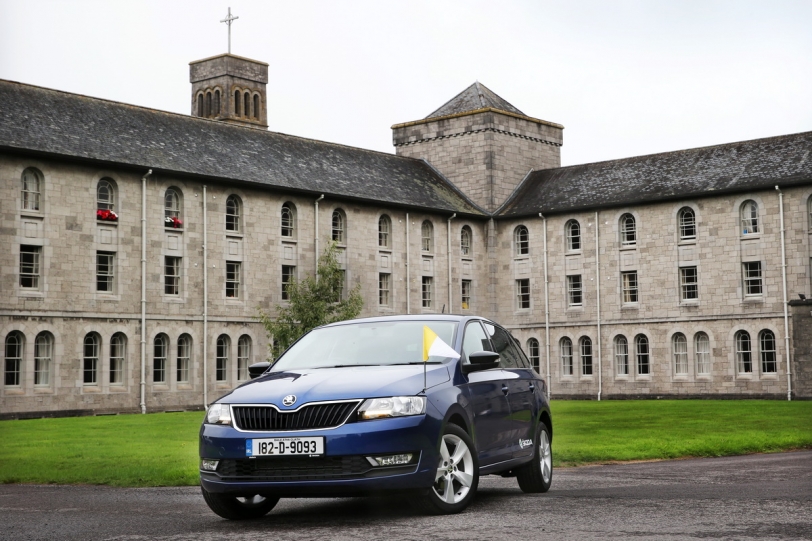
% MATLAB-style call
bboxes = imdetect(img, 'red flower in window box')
[96,209,118,222]
[165,216,183,228]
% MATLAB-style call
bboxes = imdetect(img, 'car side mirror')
[248,362,271,379]
[462,351,500,374]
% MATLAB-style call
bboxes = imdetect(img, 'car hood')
[218,364,451,407]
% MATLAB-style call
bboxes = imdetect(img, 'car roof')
[320,314,483,329]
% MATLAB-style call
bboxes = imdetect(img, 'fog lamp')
[200,459,219,471]
[366,453,413,467]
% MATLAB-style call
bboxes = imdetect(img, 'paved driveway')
[2,451,811,541]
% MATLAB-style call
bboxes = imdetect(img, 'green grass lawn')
[0,400,810,486]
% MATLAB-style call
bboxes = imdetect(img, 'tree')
[257,241,363,359]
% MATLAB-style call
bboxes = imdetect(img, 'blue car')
[199,315,553,519]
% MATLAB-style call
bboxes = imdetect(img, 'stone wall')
[789,300,812,398]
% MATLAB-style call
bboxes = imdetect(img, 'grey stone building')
[2,52,810,418]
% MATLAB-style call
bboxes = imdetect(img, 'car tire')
[412,423,479,515]
[516,421,552,493]
[201,487,279,520]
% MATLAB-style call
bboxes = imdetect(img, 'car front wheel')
[516,421,552,493]
[201,487,279,520]
[412,423,479,515]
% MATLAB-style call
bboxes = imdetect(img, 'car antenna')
[441,304,446,314]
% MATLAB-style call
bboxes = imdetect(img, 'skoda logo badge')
[282,395,297,407]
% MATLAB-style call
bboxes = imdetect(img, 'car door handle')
[501,384,509,395]
[529,383,535,392]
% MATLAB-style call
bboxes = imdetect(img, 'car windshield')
[270,320,459,371]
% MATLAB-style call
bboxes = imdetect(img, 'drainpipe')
[140,169,152,414]
[314,195,324,276]
[447,213,456,312]
[776,186,792,401]
[203,185,208,409]
[406,212,411,314]
[595,211,602,401]
[539,213,551,399]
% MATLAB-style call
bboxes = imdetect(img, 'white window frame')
[514,225,529,256]
[110,333,125,386]
[422,276,433,309]
[237,335,251,381]
[460,226,472,257]
[331,209,345,244]
[421,221,434,252]
[177,335,191,383]
[164,256,181,296]
[680,266,698,301]
[96,251,115,293]
[620,214,637,246]
[580,337,593,376]
[516,278,530,309]
[22,168,42,212]
[615,335,629,376]
[378,215,391,248]
[216,335,230,382]
[566,220,581,251]
[567,275,583,307]
[735,331,753,374]
[20,245,41,290]
[742,262,763,297]
[226,261,241,299]
[678,207,696,241]
[673,333,688,375]
[226,195,241,233]
[379,272,391,307]
[34,332,52,386]
[281,203,296,238]
[759,330,777,374]
[622,271,638,304]
[560,337,573,376]
[282,265,296,301]
[461,279,471,310]
[527,338,540,372]
[4,332,23,387]
[740,200,759,235]
[83,333,100,386]
[153,334,168,384]
[635,334,650,376]
[97,179,115,212]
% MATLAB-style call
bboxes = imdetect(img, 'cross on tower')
[220,7,239,54]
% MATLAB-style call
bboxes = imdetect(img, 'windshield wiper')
[313,364,382,369]
[390,361,442,365]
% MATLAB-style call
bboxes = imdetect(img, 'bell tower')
[189,53,269,128]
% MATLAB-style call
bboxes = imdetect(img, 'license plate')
[246,437,324,457]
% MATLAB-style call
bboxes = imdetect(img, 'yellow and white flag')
[422,326,461,361]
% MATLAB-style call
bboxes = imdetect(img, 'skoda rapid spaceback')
[199,315,552,519]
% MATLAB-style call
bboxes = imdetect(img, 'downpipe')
[447,213,456,312]
[140,169,152,414]
[775,186,792,401]
[203,185,208,409]
[539,213,551,399]
[314,194,324,277]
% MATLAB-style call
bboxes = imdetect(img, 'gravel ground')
[2,450,810,541]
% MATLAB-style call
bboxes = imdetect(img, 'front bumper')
[200,413,441,497]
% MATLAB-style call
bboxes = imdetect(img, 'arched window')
[740,200,759,235]
[21,168,42,211]
[216,335,230,382]
[197,93,204,117]
[164,188,182,228]
[214,89,221,116]
[635,334,649,375]
[4,332,24,387]
[421,220,434,252]
[110,333,126,385]
[735,330,752,373]
[378,215,391,248]
[177,334,191,383]
[672,333,688,375]
[614,335,629,375]
[253,94,260,120]
[620,214,636,246]
[695,332,711,375]
[566,220,580,251]
[244,92,250,119]
[580,337,593,376]
[97,178,115,212]
[226,195,241,232]
[234,90,241,116]
[281,202,296,238]
[760,330,776,373]
[678,207,696,241]
[527,338,540,372]
[205,91,212,117]
[560,337,573,376]
[808,195,812,230]
[153,334,168,383]
[83,333,100,385]
[237,335,251,381]
[34,332,52,386]
[331,209,346,243]
[514,225,529,255]
[460,226,472,257]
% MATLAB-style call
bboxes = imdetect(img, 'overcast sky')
[1,0,810,166]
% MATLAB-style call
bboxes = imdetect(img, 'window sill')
[673,374,690,380]
[736,373,754,380]
[513,255,530,261]
[3,388,24,395]
[164,227,184,232]
[177,384,193,390]
[82,386,101,392]
[621,303,639,310]
[760,373,779,379]
[679,301,700,307]
[96,220,118,226]
[677,239,696,246]
[579,375,594,380]
[567,305,584,311]
[96,293,120,301]
[696,375,712,380]
[615,375,630,380]
[378,248,392,253]
[281,237,297,243]
[225,298,244,304]
[162,297,186,304]
[740,233,762,239]
[33,386,53,393]
[18,290,45,298]
[152,384,170,391]
[216,383,231,390]
[20,211,44,219]
[226,232,244,238]
[109,385,128,392]
[566,250,583,255]
[619,245,637,251]
[742,297,764,304]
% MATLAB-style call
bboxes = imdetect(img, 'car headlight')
[357,396,426,420]
[205,403,232,426]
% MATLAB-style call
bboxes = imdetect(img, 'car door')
[460,320,512,468]
[484,323,536,459]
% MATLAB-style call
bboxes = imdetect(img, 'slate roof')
[0,80,485,216]
[426,82,525,119]
[498,132,812,218]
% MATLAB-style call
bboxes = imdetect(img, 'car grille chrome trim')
[230,400,361,432]
[213,456,417,481]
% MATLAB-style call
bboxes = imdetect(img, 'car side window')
[511,335,532,370]
[486,324,523,369]
[461,321,491,363]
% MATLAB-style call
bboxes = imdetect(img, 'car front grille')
[232,401,360,431]
[217,456,371,481]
